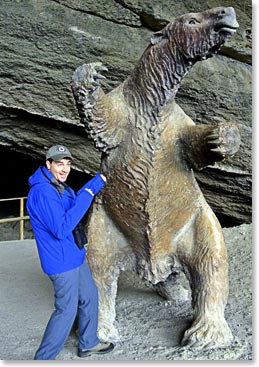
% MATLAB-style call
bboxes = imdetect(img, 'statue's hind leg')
[86,201,136,342]
[179,206,233,349]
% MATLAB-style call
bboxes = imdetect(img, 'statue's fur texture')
[72,7,240,349]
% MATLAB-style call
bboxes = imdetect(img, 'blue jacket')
[27,166,105,275]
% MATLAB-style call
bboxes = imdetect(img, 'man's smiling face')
[46,158,72,183]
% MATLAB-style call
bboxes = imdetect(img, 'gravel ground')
[0,223,253,365]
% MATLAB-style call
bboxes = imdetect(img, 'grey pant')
[34,261,100,360]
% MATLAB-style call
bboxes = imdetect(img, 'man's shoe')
[78,342,115,357]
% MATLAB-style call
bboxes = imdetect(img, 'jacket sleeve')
[77,172,106,196]
[27,183,95,240]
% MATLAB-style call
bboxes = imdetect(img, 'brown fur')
[72,7,240,349]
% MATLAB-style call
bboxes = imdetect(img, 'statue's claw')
[72,62,108,90]
[95,64,108,73]
[98,322,120,343]
[181,317,233,350]
[207,123,241,158]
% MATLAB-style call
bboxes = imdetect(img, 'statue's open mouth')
[215,23,239,35]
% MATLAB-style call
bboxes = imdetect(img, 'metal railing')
[0,197,29,240]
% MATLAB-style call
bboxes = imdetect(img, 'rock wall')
[0,0,252,225]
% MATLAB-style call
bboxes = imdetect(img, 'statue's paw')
[98,322,120,343]
[181,318,233,349]
[72,62,108,91]
[207,123,241,158]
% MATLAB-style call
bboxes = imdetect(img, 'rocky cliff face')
[0,0,252,225]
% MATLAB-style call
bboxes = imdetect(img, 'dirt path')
[0,223,252,363]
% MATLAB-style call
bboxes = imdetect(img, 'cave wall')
[0,0,252,225]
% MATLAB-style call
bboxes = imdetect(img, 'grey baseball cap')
[46,145,73,161]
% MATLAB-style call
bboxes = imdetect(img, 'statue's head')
[151,7,239,62]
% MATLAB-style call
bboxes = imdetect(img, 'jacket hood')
[28,166,53,187]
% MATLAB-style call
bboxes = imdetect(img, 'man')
[26,144,114,360]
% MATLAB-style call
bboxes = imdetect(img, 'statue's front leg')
[181,122,241,170]
[71,62,107,122]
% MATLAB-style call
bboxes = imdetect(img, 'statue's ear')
[150,30,166,45]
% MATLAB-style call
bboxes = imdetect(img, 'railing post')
[20,197,24,240]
